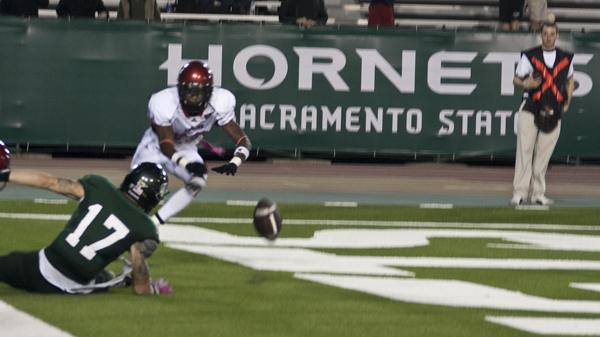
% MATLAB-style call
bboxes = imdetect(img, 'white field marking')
[0,212,70,221]
[0,300,75,337]
[324,201,358,207]
[165,239,600,272]
[295,274,600,314]
[516,205,550,211]
[162,226,600,271]
[487,243,551,250]
[166,243,414,277]
[33,198,69,205]
[226,200,257,206]
[368,257,600,271]
[571,283,600,293]
[166,217,600,232]
[160,225,600,251]
[419,203,453,209]
[3,212,600,232]
[486,316,600,335]
[163,226,600,316]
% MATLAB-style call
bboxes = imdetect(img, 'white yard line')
[2,212,599,232]
[486,316,600,335]
[225,200,257,206]
[571,283,600,293]
[297,274,600,314]
[419,203,454,209]
[324,201,358,207]
[0,300,75,337]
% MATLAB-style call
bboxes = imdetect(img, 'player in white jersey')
[131,61,252,225]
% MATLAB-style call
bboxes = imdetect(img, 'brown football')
[0,140,10,170]
[253,198,282,240]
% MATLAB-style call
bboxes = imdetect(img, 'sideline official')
[511,19,574,206]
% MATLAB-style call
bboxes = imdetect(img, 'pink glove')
[200,140,226,157]
[150,278,173,295]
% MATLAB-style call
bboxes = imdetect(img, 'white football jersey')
[148,86,236,146]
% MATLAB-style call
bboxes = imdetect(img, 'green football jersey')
[45,175,159,283]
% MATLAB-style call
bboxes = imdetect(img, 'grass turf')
[1,201,599,337]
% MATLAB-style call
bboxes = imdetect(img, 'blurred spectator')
[279,0,328,28]
[0,0,49,17]
[499,0,524,31]
[56,0,109,19]
[368,0,394,27]
[175,0,213,13]
[524,0,547,32]
[216,0,253,14]
[117,0,161,20]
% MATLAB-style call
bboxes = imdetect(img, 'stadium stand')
[35,0,600,30]
[348,0,600,30]
[41,0,284,22]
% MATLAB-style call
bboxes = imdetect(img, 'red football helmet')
[0,140,11,190]
[177,61,214,117]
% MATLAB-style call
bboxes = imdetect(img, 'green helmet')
[120,163,168,213]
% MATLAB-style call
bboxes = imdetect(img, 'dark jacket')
[175,0,213,13]
[0,0,49,17]
[56,0,108,18]
[370,0,394,5]
[117,0,160,20]
[521,46,573,119]
[278,0,328,25]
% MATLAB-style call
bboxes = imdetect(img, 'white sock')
[156,187,199,222]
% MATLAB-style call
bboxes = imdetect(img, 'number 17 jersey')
[44,175,159,284]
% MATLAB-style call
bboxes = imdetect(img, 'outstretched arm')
[130,241,172,295]
[153,123,207,189]
[130,242,152,294]
[211,121,252,176]
[9,170,84,200]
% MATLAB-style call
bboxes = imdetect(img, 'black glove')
[0,168,10,190]
[212,163,238,176]
[185,162,207,177]
[185,162,207,188]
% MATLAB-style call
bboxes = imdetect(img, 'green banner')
[0,18,597,159]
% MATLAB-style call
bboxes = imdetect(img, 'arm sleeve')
[148,94,176,127]
[138,239,159,258]
[212,89,236,126]
[515,54,533,78]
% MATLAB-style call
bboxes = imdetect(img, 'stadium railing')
[348,0,600,30]
[36,0,600,30]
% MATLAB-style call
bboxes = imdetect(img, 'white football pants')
[131,128,206,221]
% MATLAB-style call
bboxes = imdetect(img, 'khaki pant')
[513,109,561,200]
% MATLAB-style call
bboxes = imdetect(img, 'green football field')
[1,200,600,337]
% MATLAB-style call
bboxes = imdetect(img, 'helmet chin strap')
[182,101,207,117]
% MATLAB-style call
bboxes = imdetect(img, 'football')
[0,140,10,170]
[253,198,282,240]
[0,140,11,190]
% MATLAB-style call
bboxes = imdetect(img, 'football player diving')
[130,60,252,225]
[0,144,172,295]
